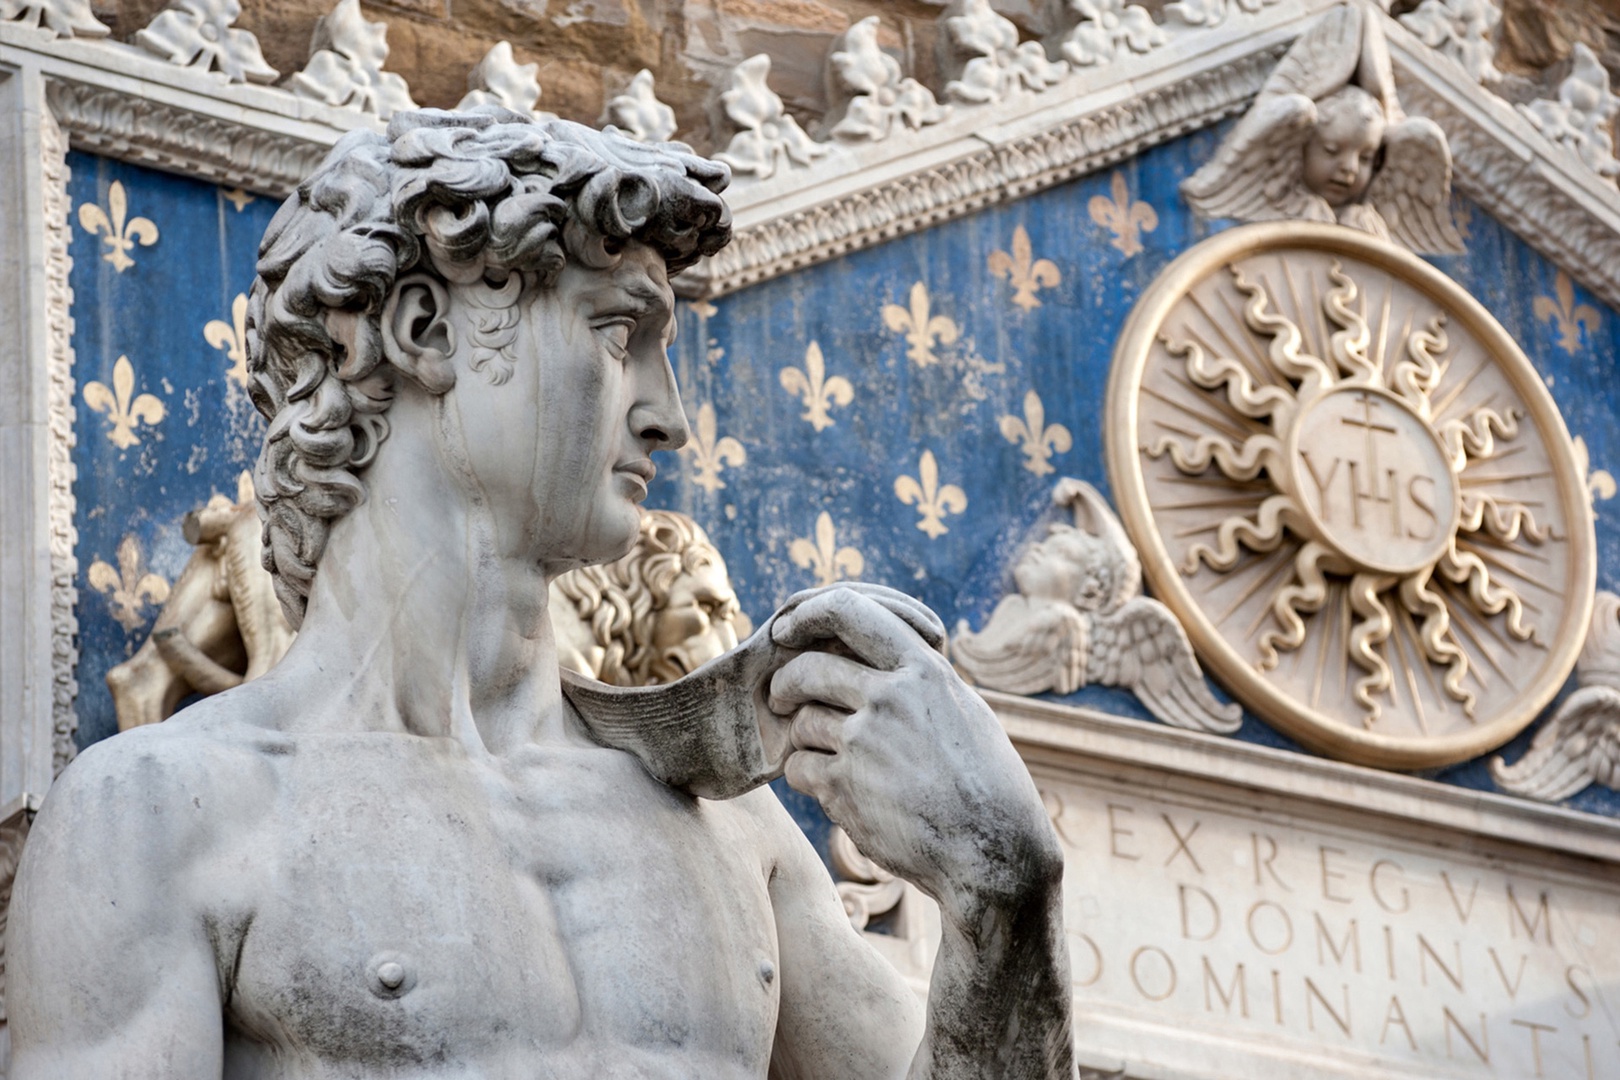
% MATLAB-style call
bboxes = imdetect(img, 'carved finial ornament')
[1491,591,1620,802]
[1182,4,1464,255]
[0,0,106,38]
[714,54,830,181]
[135,0,278,84]
[605,70,678,143]
[1106,223,1595,769]
[1398,0,1502,85]
[938,0,1068,105]
[459,41,546,116]
[1051,0,1166,68]
[286,0,416,119]
[953,479,1241,734]
[823,17,949,142]
[1519,43,1620,183]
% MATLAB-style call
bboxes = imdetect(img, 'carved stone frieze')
[953,479,1241,734]
[1491,591,1620,802]
[44,79,332,197]
[603,69,677,143]
[458,41,543,115]
[1182,4,1464,254]
[40,108,79,776]
[1106,223,1596,769]
[938,0,1068,105]
[0,0,105,38]
[822,16,949,143]
[677,45,1282,297]
[134,0,278,85]
[713,54,830,181]
[1164,0,1279,30]
[1517,42,1620,183]
[286,0,416,120]
[1391,50,1620,313]
[1396,0,1501,85]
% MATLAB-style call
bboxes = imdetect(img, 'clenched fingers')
[788,703,846,754]
[773,588,932,671]
[769,651,876,715]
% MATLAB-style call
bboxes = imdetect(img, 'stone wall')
[75,0,1619,157]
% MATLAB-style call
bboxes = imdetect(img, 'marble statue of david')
[10,110,1074,1078]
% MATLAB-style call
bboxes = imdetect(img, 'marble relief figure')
[9,110,1075,1078]
[1181,3,1465,255]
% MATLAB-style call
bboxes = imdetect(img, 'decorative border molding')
[39,105,77,776]
[675,43,1286,298]
[1387,21,1620,311]
[44,79,333,197]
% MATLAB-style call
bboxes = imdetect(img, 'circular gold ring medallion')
[1105,223,1595,769]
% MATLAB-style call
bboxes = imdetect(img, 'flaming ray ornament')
[1106,223,1594,769]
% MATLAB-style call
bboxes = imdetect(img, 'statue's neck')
[268,425,570,755]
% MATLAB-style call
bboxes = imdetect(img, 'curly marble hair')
[553,509,742,686]
[245,108,731,626]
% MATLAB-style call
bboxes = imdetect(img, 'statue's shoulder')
[36,693,284,864]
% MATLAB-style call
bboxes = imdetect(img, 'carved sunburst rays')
[1148,258,1557,730]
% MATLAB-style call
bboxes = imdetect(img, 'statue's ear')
[382,273,457,394]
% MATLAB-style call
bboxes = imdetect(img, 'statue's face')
[1012,529,1081,602]
[447,243,689,574]
[647,555,743,682]
[1302,102,1384,207]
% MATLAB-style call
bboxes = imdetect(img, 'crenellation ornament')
[1106,223,1595,769]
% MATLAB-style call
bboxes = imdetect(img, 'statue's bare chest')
[221,734,780,1075]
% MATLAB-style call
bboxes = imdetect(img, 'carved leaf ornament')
[135,0,278,85]
[605,70,677,143]
[0,0,107,38]
[287,0,416,119]
[1106,224,1595,769]
[715,55,830,181]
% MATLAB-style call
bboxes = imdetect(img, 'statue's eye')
[1321,143,1339,155]
[595,318,634,357]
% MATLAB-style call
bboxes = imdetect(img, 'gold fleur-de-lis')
[882,282,959,368]
[1534,271,1601,354]
[682,402,746,493]
[1574,435,1616,504]
[83,355,166,449]
[205,293,251,387]
[987,225,1061,312]
[88,534,171,633]
[221,187,255,212]
[790,511,865,586]
[894,449,967,539]
[77,180,159,272]
[1087,171,1158,258]
[779,341,854,432]
[998,388,1073,476]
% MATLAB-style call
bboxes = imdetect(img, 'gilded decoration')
[1574,436,1617,503]
[999,389,1072,477]
[1534,271,1601,355]
[204,293,250,387]
[76,180,158,272]
[790,511,864,587]
[1105,223,1595,768]
[987,225,1060,311]
[882,282,959,368]
[681,402,746,494]
[88,535,170,633]
[895,449,967,540]
[1088,171,1158,258]
[82,354,165,449]
[778,341,853,433]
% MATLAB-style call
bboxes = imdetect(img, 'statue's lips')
[615,460,656,483]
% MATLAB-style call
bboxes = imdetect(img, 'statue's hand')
[769,587,1061,925]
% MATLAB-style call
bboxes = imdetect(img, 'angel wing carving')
[952,479,1241,734]
[1491,591,1620,801]
[1181,2,1463,254]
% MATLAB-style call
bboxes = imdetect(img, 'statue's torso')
[208,727,782,1079]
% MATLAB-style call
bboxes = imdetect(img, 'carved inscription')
[1041,770,1620,1079]
[1291,387,1458,574]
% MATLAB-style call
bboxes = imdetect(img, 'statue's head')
[1303,85,1385,207]
[551,509,749,686]
[246,109,731,626]
[1014,525,1113,613]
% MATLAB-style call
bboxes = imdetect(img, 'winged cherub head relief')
[951,479,1241,734]
[1182,4,1464,255]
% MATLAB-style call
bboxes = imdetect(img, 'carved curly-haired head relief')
[245,107,732,627]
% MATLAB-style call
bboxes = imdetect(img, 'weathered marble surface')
[13,110,1075,1078]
